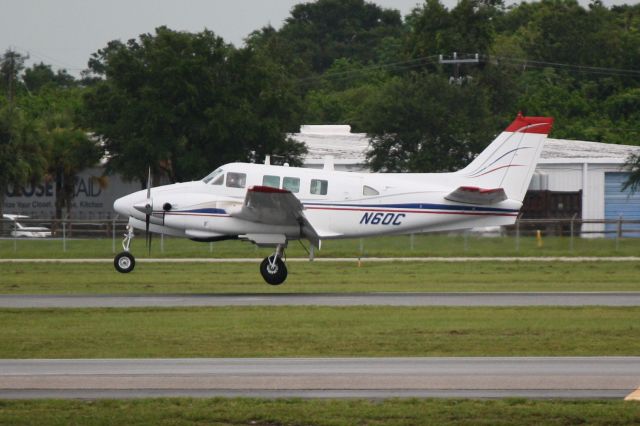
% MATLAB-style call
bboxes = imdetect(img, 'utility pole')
[4,48,27,109]
[438,52,480,85]
[7,49,14,108]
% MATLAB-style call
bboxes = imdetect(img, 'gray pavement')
[2,292,640,308]
[1,357,638,399]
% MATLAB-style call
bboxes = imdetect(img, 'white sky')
[1,0,635,76]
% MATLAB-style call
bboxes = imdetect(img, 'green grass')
[0,398,639,426]
[1,233,639,259]
[1,306,639,358]
[2,261,640,294]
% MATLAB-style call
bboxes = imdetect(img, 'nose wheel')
[260,245,287,285]
[114,225,136,273]
[114,252,135,273]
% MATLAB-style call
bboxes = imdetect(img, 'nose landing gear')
[114,225,136,273]
[260,244,287,285]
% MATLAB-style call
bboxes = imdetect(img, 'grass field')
[1,233,639,259]
[1,306,638,358]
[0,398,639,426]
[1,261,640,294]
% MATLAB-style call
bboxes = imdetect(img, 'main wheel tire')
[114,252,135,273]
[260,256,288,285]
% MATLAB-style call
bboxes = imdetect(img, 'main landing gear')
[114,225,136,273]
[260,244,287,285]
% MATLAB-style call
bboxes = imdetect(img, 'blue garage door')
[604,172,640,237]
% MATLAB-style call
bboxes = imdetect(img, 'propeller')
[144,167,153,255]
[134,167,164,255]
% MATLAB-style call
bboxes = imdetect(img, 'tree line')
[1,0,640,220]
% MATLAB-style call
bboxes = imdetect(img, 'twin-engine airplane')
[113,113,553,285]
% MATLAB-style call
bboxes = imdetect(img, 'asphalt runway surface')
[2,292,640,308]
[1,357,639,399]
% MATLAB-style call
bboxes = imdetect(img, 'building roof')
[290,125,640,167]
[292,125,369,165]
[541,138,640,164]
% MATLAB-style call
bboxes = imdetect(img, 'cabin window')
[310,179,328,195]
[283,177,300,193]
[262,175,280,189]
[363,185,379,196]
[226,172,246,188]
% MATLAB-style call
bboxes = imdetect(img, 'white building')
[294,125,369,172]
[292,125,640,236]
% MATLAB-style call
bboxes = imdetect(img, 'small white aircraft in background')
[2,214,52,238]
[113,113,553,285]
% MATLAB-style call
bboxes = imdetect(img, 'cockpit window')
[226,172,246,188]
[203,168,223,184]
[211,173,224,185]
[363,185,379,196]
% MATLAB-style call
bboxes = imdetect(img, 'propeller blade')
[145,166,153,255]
[145,212,150,253]
[146,167,152,200]
[147,226,152,256]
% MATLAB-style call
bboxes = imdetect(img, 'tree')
[0,102,47,227]
[301,58,391,126]
[46,127,101,219]
[360,72,496,172]
[0,50,26,105]
[23,63,76,93]
[266,0,403,74]
[406,0,502,60]
[623,153,640,194]
[84,27,305,185]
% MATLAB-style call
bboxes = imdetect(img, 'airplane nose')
[113,196,130,216]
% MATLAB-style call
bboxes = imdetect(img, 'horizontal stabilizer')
[445,186,508,205]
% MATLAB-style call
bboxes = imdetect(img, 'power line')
[9,45,85,72]
[295,52,640,87]
[483,54,640,78]
[295,55,441,86]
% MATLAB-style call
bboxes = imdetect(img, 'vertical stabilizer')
[456,113,554,203]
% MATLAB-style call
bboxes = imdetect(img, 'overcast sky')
[1,0,635,76]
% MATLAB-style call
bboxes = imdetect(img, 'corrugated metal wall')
[604,172,640,237]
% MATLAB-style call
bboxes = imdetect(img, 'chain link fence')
[1,216,639,257]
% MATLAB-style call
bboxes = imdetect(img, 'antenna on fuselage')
[264,155,271,165]
[323,156,334,171]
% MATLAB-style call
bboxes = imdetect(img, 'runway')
[2,292,640,308]
[1,357,638,399]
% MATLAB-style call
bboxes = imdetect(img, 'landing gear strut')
[260,244,287,285]
[114,225,136,273]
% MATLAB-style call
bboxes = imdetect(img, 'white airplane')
[113,113,553,285]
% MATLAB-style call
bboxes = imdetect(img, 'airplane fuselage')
[112,114,553,283]
[115,162,522,244]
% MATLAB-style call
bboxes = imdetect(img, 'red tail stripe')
[505,114,554,134]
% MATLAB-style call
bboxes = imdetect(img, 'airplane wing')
[444,186,508,205]
[231,186,322,247]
